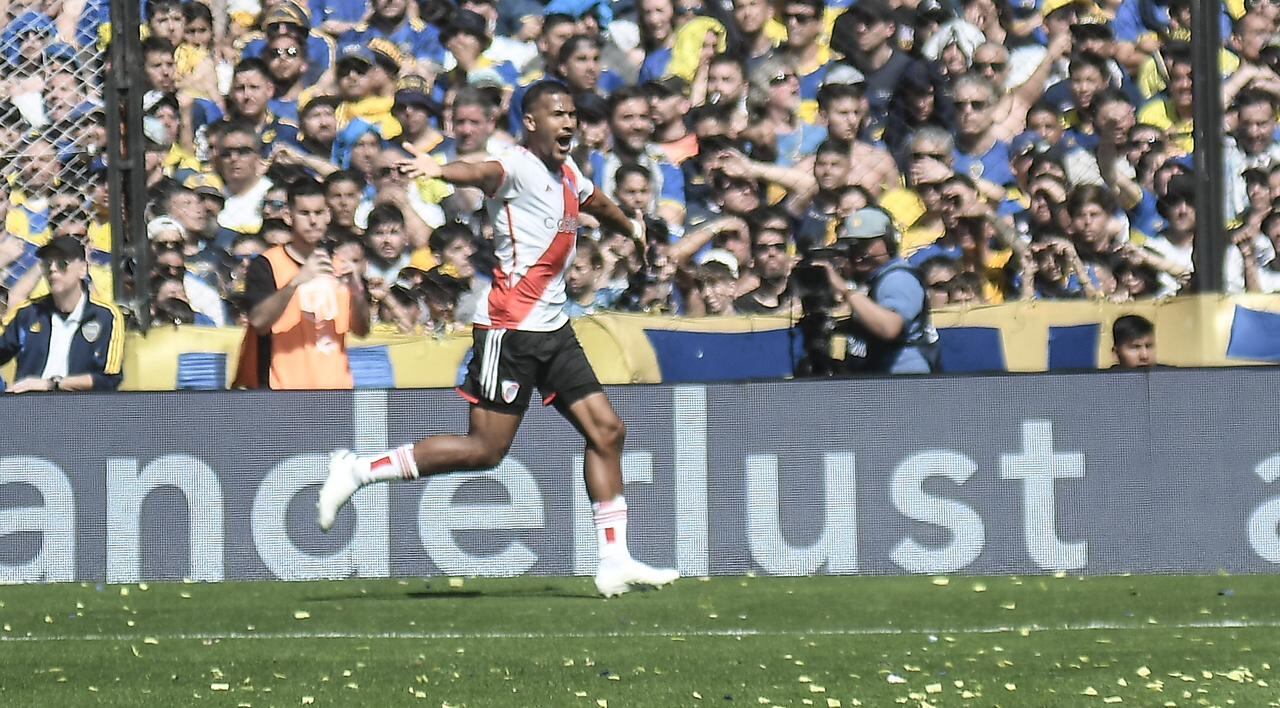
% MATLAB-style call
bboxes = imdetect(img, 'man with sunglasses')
[239,1,336,87]
[0,236,123,393]
[263,32,309,120]
[734,207,795,314]
[211,120,275,234]
[781,0,827,122]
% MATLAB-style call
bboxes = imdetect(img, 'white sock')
[593,495,629,561]
[359,444,419,483]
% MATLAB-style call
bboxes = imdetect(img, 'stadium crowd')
[1,0,1279,337]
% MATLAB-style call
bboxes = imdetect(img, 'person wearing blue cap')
[824,206,939,374]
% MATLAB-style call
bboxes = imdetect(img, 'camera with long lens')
[793,244,845,377]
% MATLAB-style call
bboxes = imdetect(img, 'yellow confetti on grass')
[143,637,158,645]
[293,611,311,620]
[301,698,314,705]
[693,692,702,699]
[931,578,949,586]
[925,683,942,694]
[448,578,464,588]
[1137,666,1152,678]
[1103,697,1123,704]
[972,583,987,593]
[1082,687,1099,696]
[1004,683,1016,691]
[210,683,229,691]
[1001,602,1017,610]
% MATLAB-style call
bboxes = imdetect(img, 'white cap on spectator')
[147,216,187,241]
[821,64,865,88]
[697,248,740,279]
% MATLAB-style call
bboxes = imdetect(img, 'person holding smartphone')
[234,178,371,390]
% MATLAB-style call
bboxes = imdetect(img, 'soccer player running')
[316,81,679,597]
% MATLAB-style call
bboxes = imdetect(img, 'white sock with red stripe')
[359,444,420,483]
[593,496,630,560]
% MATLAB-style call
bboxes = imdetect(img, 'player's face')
[525,91,577,165]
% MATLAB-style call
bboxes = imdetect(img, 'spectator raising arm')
[668,215,749,266]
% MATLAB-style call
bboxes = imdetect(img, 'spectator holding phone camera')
[235,178,370,390]
[1018,235,1101,300]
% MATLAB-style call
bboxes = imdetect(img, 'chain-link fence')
[0,5,108,316]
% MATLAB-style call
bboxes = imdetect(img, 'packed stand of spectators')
[7,0,1280,338]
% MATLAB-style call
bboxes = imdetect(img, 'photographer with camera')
[803,207,939,375]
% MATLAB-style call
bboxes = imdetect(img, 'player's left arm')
[582,190,642,244]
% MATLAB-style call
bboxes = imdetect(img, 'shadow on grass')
[308,583,600,602]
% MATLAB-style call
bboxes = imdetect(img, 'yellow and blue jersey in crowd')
[0,238,39,292]
[338,18,445,66]
[637,47,673,84]
[588,148,686,216]
[0,288,124,390]
[954,140,1015,188]
[309,0,368,26]
[795,48,833,125]
[7,194,51,246]
[192,100,301,157]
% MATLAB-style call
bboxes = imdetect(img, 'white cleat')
[317,449,363,532]
[594,556,680,597]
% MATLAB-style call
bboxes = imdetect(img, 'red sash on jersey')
[485,164,579,329]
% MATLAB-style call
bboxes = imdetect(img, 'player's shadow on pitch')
[406,585,597,600]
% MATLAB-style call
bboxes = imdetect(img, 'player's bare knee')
[592,415,626,454]
[470,436,512,469]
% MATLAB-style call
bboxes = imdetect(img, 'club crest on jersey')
[501,379,520,403]
[80,320,102,343]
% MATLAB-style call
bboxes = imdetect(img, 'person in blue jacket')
[0,236,124,393]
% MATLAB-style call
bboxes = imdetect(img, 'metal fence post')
[1191,0,1226,293]
[105,1,152,330]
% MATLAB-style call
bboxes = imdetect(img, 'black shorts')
[457,323,603,414]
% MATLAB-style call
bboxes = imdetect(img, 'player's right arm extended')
[398,143,504,194]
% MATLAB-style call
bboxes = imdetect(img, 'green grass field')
[2,574,1279,707]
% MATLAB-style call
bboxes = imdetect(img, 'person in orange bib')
[237,178,370,389]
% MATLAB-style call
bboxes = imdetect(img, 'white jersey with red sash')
[474,146,596,332]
